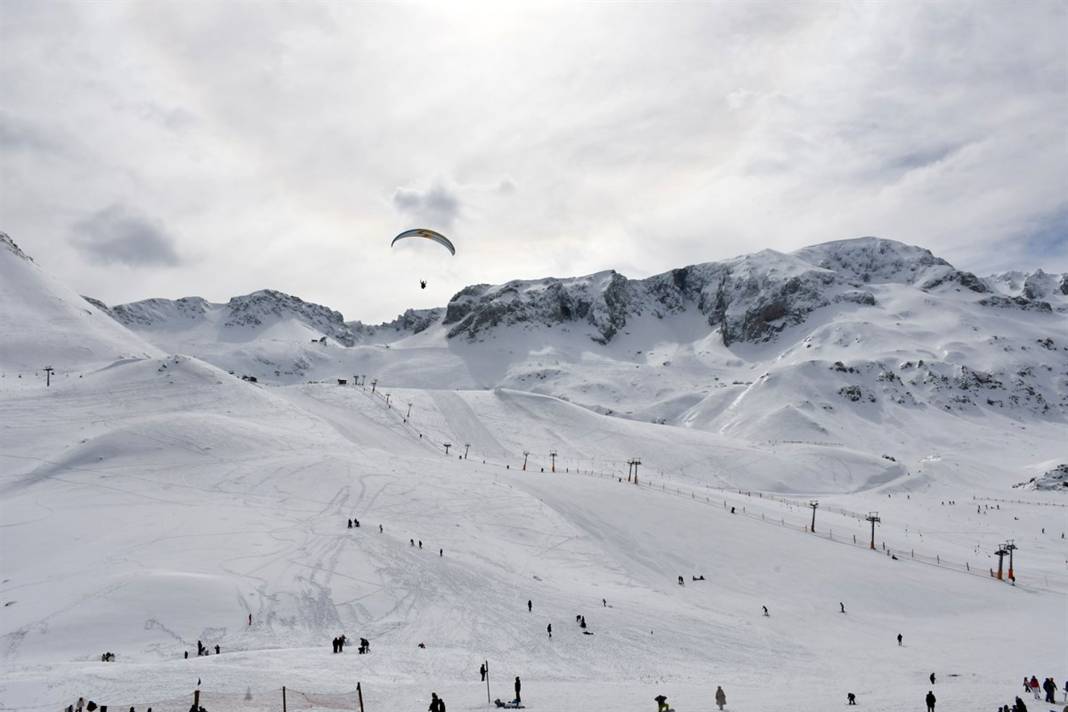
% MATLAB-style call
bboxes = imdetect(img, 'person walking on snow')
[1030,676,1041,700]
[840,602,845,613]
[762,605,769,616]
[547,623,552,639]
[930,672,936,684]
[654,695,670,712]
[427,692,445,712]
[514,676,521,704]
[925,690,936,711]
[897,633,902,646]
[715,686,726,710]
[479,663,486,681]
[527,599,532,613]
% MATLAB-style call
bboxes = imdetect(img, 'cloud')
[392,184,462,230]
[1,1,1064,319]
[70,205,183,267]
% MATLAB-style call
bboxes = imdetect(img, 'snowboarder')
[654,694,670,712]
[925,690,936,711]
[715,686,726,710]
[527,599,532,613]
[546,623,552,638]
[762,605,769,616]
[897,633,902,646]
[847,692,856,705]
[480,663,487,682]
[514,676,521,703]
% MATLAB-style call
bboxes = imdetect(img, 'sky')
[1,1,1065,323]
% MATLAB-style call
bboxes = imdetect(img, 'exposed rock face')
[0,232,33,263]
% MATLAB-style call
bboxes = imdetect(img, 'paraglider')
[391,228,455,290]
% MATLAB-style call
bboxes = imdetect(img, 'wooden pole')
[357,681,364,712]
[282,685,287,712]
[485,659,491,705]
[193,689,200,710]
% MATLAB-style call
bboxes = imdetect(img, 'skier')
[419,540,423,549]
[579,616,587,629]
[762,605,769,616]
[514,676,521,704]
[527,599,532,613]
[480,663,487,682]
[410,539,415,547]
[930,672,936,685]
[897,633,902,646]
[347,519,353,529]
[840,602,845,613]
[715,686,726,710]
[847,692,856,705]
[379,524,383,533]
[602,598,606,608]
[440,548,443,557]
[925,689,936,712]
[546,623,552,639]
[214,644,220,655]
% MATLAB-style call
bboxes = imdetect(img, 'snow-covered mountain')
[85,237,1067,462]
[2,231,1065,710]
[0,232,161,373]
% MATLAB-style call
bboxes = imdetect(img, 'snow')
[1,235,1066,712]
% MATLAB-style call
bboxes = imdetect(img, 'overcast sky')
[2,1,1065,322]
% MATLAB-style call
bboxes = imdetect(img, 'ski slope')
[1,360,1065,711]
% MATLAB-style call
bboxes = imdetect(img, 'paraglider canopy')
[391,228,455,255]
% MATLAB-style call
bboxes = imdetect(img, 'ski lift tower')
[43,366,54,387]
[993,545,1008,580]
[522,451,530,471]
[443,443,452,456]
[809,500,819,533]
[549,450,558,473]
[627,458,641,484]
[463,443,470,459]
[865,512,881,550]
[1005,540,1017,581]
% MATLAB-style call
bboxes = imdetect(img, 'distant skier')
[677,575,684,586]
[602,598,606,607]
[925,690,936,711]
[579,616,587,629]
[419,540,423,549]
[840,602,845,613]
[248,613,252,626]
[762,605,769,616]
[354,518,360,527]
[654,694,670,712]
[439,548,443,557]
[410,539,415,547]
[715,685,726,710]
[347,519,353,529]
[546,623,552,638]
[514,676,521,703]
[527,599,532,613]
[214,644,220,655]
[847,692,856,705]
[427,692,445,712]
[930,672,935,685]
[379,524,383,533]
[897,633,902,646]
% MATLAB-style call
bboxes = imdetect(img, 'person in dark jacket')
[1014,696,1028,712]
[715,686,726,710]
[514,676,521,703]
[930,672,936,684]
[925,690,936,711]
[427,692,445,712]
[480,663,486,681]
[547,623,552,638]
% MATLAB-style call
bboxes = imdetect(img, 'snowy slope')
[0,239,1065,711]
[0,233,161,373]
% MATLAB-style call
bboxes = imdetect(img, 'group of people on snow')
[330,634,369,654]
